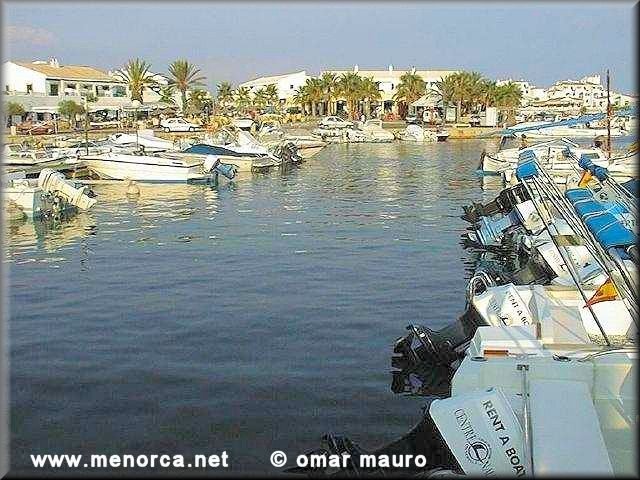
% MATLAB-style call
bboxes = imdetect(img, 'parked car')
[16,120,56,135]
[160,117,200,132]
[318,116,353,129]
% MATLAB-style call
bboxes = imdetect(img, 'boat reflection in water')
[5,211,98,258]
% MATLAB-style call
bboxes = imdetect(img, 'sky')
[2,1,637,93]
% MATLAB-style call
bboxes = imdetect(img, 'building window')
[4,85,8,92]
[290,85,294,89]
[26,84,33,93]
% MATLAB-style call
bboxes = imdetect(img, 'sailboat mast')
[606,69,611,159]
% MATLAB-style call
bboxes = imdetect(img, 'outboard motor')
[203,155,237,180]
[287,400,459,477]
[461,184,530,223]
[279,141,303,164]
[391,324,462,396]
[37,168,97,211]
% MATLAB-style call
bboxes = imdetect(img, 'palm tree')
[393,71,426,115]
[479,79,497,110]
[292,85,310,115]
[158,85,176,106]
[434,74,456,121]
[320,72,339,115]
[302,78,324,117]
[234,86,252,113]
[359,76,381,118]
[188,89,213,117]
[337,72,363,120]
[116,58,156,102]
[167,59,206,114]
[216,81,234,113]
[465,71,486,114]
[253,88,268,109]
[493,82,522,124]
[264,84,280,111]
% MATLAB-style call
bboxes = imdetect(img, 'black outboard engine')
[279,141,303,165]
[461,184,530,223]
[286,399,460,477]
[391,324,462,397]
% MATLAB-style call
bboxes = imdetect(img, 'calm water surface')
[8,140,501,475]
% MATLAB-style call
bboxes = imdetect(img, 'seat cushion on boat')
[529,379,613,475]
[530,286,590,345]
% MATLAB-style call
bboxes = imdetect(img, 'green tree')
[58,100,84,128]
[264,84,280,111]
[300,78,324,117]
[434,74,457,120]
[6,102,25,116]
[253,88,268,109]
[393,71,426,114]
[234,86,252,113]
[116,58,156,102]
[337,72,364,120]
[167,59,206,114]
[5,101,25,126]
[188,89,213,117]
[292,85,310,115]
[158,85,176,106]
[320,72,339,115]
[216,82,234,114]
[493,82,522,123]
[360,76,381,118]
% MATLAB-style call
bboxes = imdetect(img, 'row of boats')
[290,138,637,476]
[480,136,637,185]
[310,120,450,143]
[3,128,329,219]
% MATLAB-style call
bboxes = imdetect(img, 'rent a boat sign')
[430,387,527,476]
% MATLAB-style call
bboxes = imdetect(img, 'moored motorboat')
[81,150,235,182]
[182,143,279,172]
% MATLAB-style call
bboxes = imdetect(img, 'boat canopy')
[500,106,636,136]
[565,188,636,249]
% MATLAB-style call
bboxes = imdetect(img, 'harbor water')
[8,140,505,474]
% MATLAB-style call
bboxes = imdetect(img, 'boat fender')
[125,179,140,196]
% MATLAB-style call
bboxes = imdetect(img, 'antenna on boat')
[606,69,611,160]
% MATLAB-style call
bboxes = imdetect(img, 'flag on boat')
[584,277,618,308]
[578,170,593,187]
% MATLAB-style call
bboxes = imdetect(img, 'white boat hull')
[82,153,212,182]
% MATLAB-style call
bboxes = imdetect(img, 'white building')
[323,65,459,114]
[3,59,185,122]
[238,70,311,104]
[3,58,134,121]
[500,74,636,115]
[3,58,127,98]
[496,79,548,106]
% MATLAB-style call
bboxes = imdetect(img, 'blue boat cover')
[183,143,258,157]
[578,154,595,170]
[565,188,636,248]
[519,150,538,163]
[516,161,539,180]
[591,165,609,181]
